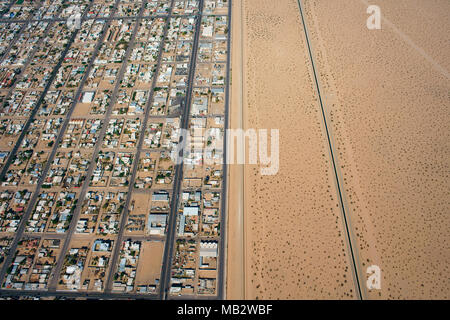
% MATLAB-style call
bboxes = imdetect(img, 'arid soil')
[227,0,449,300]
[227,0,357,300]
[303,0,450,299]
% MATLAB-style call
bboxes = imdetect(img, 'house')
[183,206,199,216]
[81,91,95,103]
[152,191,169,202]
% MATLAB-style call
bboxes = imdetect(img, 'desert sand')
[227,0,449,299]
[226,0,245,300]
[227,0,358,299]
[302,0,450,299]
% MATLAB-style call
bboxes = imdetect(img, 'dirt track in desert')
[303,0,450,299]
[228,0,359,300]
[227,0,450,300]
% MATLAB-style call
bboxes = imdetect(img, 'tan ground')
[227,0,358,300]
[227,0,449,300]
[135,241,164,285]
[226,0,245,300]
[130,193,151,215]
[302,0,450,299]
[72,102,91,117]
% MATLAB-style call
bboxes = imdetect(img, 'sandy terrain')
[302,0,450,299]
[227,0,358,299]
[130,193,151,215]
[227,0,449,300]
[135,241,164,286]
[226,0,245,300]
[72,102,91,117]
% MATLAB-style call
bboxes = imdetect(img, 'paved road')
[159,0,205,300]
[0,13,230,24]
[0,288,159,300]
[0,0,44,63]
[0,0,232,300]
[23,232,164,242]
[0,1,51,175]
[296,0,364,300]
[1,0,18,16]
[216,0,233,301]
[103,0,176,293]
[0,0,97,286]
[0,287,221,300]
[0,2,64,126]
[48,0,141,291]
[237,0,246,300]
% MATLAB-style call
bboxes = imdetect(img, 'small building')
[152,191,169,202]
[81,91,95,103]
[183,206,199,216]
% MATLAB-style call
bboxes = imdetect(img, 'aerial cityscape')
[0,0,448,302]
[0,0,229,300]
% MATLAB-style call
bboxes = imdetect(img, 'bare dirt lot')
[136,241,164,286]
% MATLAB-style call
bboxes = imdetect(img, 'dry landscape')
[0,0,448,301]
[227,0,450,300]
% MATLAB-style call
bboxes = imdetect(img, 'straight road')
[0,13,229,24]
[0,2,66,125]
[0,0,44,64]
[225,0,245,300]
[0,0,52,176]
[217,0,233,300]
[296,0,364,300]
[104,0,176,293]
[159,0,205,300]
[0,0,97,287]
[0,0,232,300]
[47,0,142,291]
[0,288,158,300]
[1,0,19,16]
